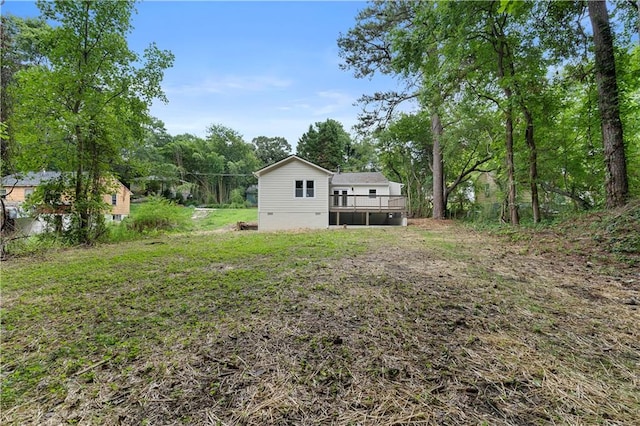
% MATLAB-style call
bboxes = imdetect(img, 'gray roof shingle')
[330,172,389,185]
[1,171,63,187]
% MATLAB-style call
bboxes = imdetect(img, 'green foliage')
[592,200,640,256]
[149,126,259,206]
[205,124,260,204]
[618,45,640,198]
[9,0,173,245]
[125,197,190,234]
[340,0,637,221]
[296,119,351,170]
[229,188,245,206]
[343,137,380,172]
[0,14,51,175]
[375,112,432,217]
[1,233,67,258]
[113,118,178,190]
[252,136,291,166]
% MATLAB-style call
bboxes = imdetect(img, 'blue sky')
[3,0,409,148]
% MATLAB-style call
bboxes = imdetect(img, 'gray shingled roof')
[330,172,389,185]
[1,171,63,187]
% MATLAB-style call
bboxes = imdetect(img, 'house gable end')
[254,155,334,178]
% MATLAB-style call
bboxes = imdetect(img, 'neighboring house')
[1,171,131,235]
[475,172,500,206]
[474,171,534,208]
[253,155,406,231]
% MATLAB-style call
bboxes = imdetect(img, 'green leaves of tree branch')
[10,0,174,243]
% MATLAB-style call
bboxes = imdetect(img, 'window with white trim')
[369,189,377,198]
[295,180,315,198]
[111,194,117,205]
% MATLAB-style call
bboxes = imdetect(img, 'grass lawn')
[1,221,639,425]
[189,207,258,231]
[128,203,258,232]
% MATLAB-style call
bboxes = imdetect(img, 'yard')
[1,216,639,425]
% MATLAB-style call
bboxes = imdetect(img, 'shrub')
[125,196,191,234]
[230,188,245,205]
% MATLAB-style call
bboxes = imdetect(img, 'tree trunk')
[588,0,629,208]
[431,113,445,220]
[505,108,519,225]
[74,126,89,244]
[496,40,519,225]
[523,108,540,223]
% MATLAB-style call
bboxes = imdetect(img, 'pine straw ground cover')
[1,221,639,425]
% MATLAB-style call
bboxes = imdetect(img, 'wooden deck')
[329,195,407,212]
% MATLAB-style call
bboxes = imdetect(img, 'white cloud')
[275,91,355,117]
[312,90,355,116]
[165,74,293,96]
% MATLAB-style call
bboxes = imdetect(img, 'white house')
[253,155,333,231]
[253,156,406,231]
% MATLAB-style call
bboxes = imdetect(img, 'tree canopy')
[296,119,352,171]
[3,0,637,238]
[338,0,638,220]
[9,0,174,243]
[252,136,292,166]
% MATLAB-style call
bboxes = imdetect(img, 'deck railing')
[329,194,406,211]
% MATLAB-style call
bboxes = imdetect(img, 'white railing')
[329,195,406,211]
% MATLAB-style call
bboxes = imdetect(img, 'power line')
[185,172,255,177]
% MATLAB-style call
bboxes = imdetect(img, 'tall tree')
[539,0,634,208]
[375,112,432,217]
[339,1,448,217]
[296,119,351,170]
[343,137,380,172]
[588,0,629,208]
[206,124,260,204]
[10,0,173,243]
[252,136,291,166]
[0,15,49,175]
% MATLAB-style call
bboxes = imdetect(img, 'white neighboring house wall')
[254,156,333,231]
[330,183,389,209]
[5,205,72,235]
[389,181,403,196]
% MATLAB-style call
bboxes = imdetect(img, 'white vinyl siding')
[257,158,331,230]
[331,184,389,197]
[329,184,398,209]
[388,181,403,196]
